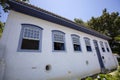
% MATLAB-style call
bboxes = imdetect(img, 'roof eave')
[8,0,111,40]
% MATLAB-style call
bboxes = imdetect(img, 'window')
[105,42,110,52]
[18,24,43,52]
[71,34,81,51]
[84,37,92,51]
[52,30,65,51]
[100,41,105,52]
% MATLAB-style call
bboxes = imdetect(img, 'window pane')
[74,44,81,51]
[72,37,80,44]
[23,27,40,40]
[85,39,90,46]
[100,41,104,47]
[54,33,64,42]
[102,48,105,52]
[54,42,65,50]
[84,38,92,51]
[107,48,110,52]
[100,41,105,52]
[18,24,43,52]
[52,30,65,51]
[72,35,81,51]
[94,41,97,47]
[86,46,92,51]
[21,39,39,50]
[105,42,110,52]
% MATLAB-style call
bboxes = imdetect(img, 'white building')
[0,0,118,80]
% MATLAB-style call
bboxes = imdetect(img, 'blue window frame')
[105,42,110,52]
[71,34,81,51]
[18,24,43,52]
[100,41,105,52]
[84,37,92,52]
[52,30,66,51]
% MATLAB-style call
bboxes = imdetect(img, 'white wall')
[1,10,118,80]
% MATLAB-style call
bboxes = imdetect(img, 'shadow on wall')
[114,54,120,65]
[0,42,5,80]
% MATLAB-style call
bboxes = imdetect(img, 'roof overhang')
[8,0,111,40]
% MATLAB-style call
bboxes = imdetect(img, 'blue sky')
[1,0,120,22]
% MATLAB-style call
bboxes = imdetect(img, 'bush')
[85,77,93,80]
[83,67,120,80]
[96,74,118,80]
[114,67,120,80]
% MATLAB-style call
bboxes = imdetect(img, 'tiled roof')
[8,0,111,40]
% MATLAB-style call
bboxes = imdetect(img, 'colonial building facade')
[0,0,118,80]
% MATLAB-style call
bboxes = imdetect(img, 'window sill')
[74,51,82,53]
[17,49,41,52]
[52,50,66,52]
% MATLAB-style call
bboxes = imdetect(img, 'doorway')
[93,40,105,71]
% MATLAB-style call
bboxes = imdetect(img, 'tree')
[0,21,4,38]
[0,0,29,37]
[0,0,29,12]
[87,9,120,54]
[74,18,90,28]
[74,18,84,25]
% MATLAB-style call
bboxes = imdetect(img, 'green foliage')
[74,18,90,28]
[88,9,120,54]
[114,35,120,42]
[74,18,84,25]
[97,74,116,80]
[0,0,29,12]
[85,77,93,80]
[83,67,120,80]
[114,67,120,80]
[0,0,10,12]
[87,9,120,36]
[74,8,120,54]
[0,21,4,38]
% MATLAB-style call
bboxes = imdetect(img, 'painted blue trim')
[84,37,92,52]
[93,40,105,70]
[9,0,111,40]
[84,37,90,40]
[52,30,66,52]
[17,24,43,52]
[52,30,65,34]
[99,41,106,52]
[71,34,82,52]
[104,42,110,52]
[21,24,43,30]
[71,34,80,38]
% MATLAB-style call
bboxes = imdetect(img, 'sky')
[0,0,120,22]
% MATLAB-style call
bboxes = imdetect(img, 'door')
[93,40,105,71]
